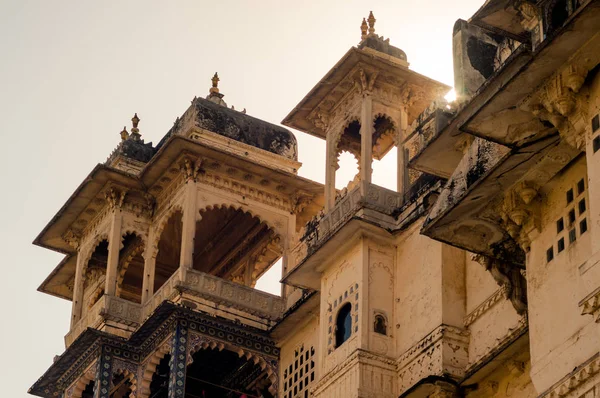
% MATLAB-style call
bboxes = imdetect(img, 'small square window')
[579,199,586,214]
[569,229,577,243]
[557,218,564,233]
[580,218,588,234]
[569,209,576,224]
[558,238,565,252]
[547,247,554,262]
[593,114,600,132]
[567,189,574,204]
[594,136,600,153]
[578,179,585,194]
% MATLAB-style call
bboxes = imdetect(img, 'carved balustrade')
[65,295,143,347]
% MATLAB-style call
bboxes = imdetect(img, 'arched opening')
[117,233,145,304]
[155,210,183,292]
[109,373,134,397]
[335,302,353,348]
[81,380,95,398]
[149,354,171,398]
[374,314,387,335]
[194,207,282,287]
[84,239,109,310]
[372,115,397,191]
[335,120,361,192]
[186,347,275,397]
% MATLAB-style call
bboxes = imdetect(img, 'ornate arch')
[199,203,285,243]
[65,360,97,398]
[138,341,171,398]
[149,204,184,259]
[186,333,279,396]
[112,358,139,398]
[115,233,146,299]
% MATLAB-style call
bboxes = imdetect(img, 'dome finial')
[210,72,220,94]
[360,18,368,40]
[367,11,376,35]
[120,126,129,141]
[130,113,141,140]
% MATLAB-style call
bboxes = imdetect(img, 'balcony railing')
[66,267,285,347]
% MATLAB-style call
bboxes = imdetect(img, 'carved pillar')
[325,132,337,212]
[71,248,85,327]
[427,381,459,398]
[180,159,201,271]
[168,320,189,398]
[141,254,156,304]
[105,188,125,297]
[93,345,113,398]
[397,107,409,196]
[360,95,373,183]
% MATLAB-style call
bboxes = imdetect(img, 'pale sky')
[0,1,483,396]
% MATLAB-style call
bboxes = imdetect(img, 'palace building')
[30,1,600,397]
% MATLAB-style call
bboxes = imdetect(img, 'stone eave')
[422,134,579,265]
[33,165,145,255]
[37,254,76,301]
[282,219,393,290]
[142,134,324,209]
[281,46,449,138]
[269,291,320,342]
[461,2,600,146]
[468,0,529,40]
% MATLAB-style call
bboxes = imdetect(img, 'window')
[577,179,585,194]
[547,247,554,263]
[567,189,574,204]
[580,219,588,234]
[335,303,353,348]
[557,218,564,233]
[594,136,600,153]
[569,229,577,243]
[579,199,586,215]
[568,209,576,224]
[283,345,315,398]
[558,238,565,253]
[374,314,387,335]
[593,114,599,133]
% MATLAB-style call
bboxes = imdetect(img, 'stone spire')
[120,126,129,141]
[367,11,376,35]
[129,113,141,141]
[360,18,368,40]
[207,72,227,106]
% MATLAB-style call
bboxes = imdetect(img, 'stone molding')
[463,287,505,327]
[396,325,469,395]
[539,354,600,398]
[312,349,396,397]
[579,286,600,323]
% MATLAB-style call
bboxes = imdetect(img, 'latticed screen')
[283,344,315,398]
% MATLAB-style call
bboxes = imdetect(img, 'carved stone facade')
[31,2,600,398]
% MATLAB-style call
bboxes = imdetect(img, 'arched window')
[374,314,387,335]
[335,303,352,348]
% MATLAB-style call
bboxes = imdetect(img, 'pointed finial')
[210,72,220,94]
[360,18,368,40]
[130,113,141,140]
[120,126,129,141]
[368,11,376,35]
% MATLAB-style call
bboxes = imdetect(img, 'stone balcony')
[65,267,285,347]
[286,181,404,289]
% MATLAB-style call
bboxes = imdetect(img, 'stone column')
[325,133,337,212]
[93,345,114,398]
[360,95,373,183]
[397,107,409,196]
[105,189,125,297]
[70,249,85,327]
[180,159,200,271]
[168,321,189,398]
[141,254,156,304]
